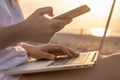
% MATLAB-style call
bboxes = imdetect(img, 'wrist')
[4,22,27,42]
[21,43,35,57]
[0,23,25,49]
[17,21,29,41]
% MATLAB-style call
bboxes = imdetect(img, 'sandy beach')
[50,33,120,55]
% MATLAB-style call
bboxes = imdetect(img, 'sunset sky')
[19,0,120,37]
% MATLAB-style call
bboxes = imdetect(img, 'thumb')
[51,19,72,32]
[41,52,55,60]
[53,18,72,26]
[36,7,54,17]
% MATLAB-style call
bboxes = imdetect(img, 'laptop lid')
[98,0,116,55]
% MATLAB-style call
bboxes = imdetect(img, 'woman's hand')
[21,43,79,60]
[0,7,72,49]
[20,7,72,43]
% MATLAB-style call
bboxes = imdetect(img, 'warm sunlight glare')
[20,0,120,36]
[53,0,113,16]
[91,28,110,37]
[85,0,113,15]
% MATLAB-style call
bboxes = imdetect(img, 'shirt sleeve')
[0,46,28,80]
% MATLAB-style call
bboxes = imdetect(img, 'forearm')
[0,23,25,49]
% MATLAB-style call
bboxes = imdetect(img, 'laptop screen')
[99,0,116,54]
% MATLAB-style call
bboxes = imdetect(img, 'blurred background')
[20,0,120,37]
[20,0,120,55]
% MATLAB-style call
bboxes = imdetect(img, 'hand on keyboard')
[21,43,79,60]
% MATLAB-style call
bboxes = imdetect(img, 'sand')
[50,33,120,55]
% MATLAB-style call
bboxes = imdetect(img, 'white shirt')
[0,0,28,80]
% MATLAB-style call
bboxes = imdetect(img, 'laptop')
[5,0,116,75]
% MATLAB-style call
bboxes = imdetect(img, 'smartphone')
[53,5,90,19]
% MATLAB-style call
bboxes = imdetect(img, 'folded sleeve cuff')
[0,46,28,70]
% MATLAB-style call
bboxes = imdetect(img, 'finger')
[60,46,74,57]
[60,18,73,25]
[51,19,72,32]
[36,7,54,16]
[53,18,72,26]
[43,44,74,57]
[66,48,79,57]
[41,52,55,60]
[50,45,74,57]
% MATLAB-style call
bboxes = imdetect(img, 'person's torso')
[0,0,24,27]
[0,1,27,80]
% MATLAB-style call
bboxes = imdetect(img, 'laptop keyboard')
[48,52,90,66]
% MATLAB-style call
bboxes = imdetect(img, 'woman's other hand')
[21,43,79,60]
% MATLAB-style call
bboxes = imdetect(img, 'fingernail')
[51,55,55,59]
[74,53,79,57]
